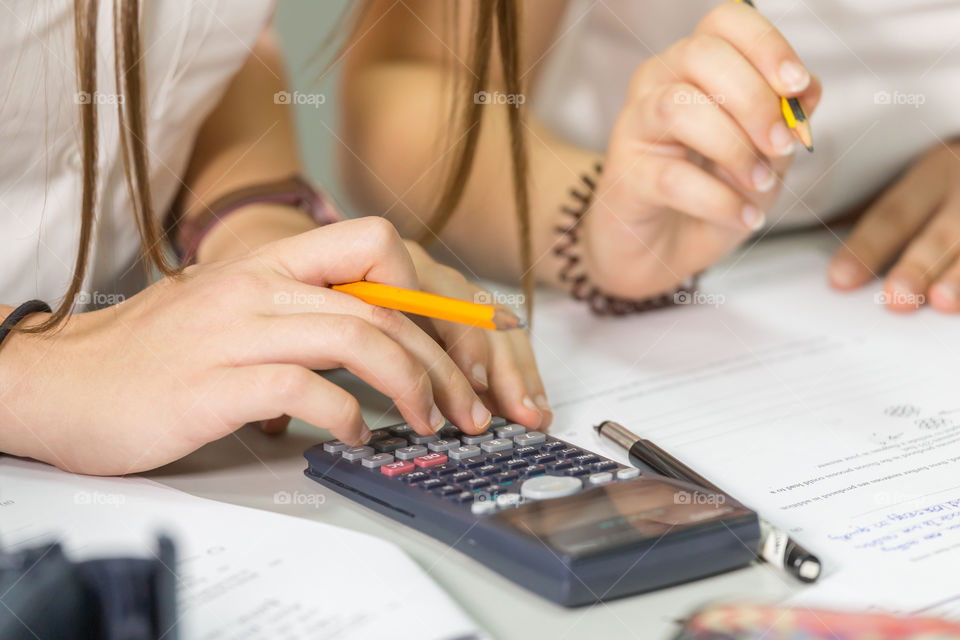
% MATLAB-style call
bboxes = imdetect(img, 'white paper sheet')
[0,457,481,640]
[528,231,960,616]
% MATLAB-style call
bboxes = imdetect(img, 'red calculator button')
[381,460,415,476]
[414,453,448,468]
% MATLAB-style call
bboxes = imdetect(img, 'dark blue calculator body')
[304,419,759,606]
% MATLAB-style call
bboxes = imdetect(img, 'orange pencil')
[331,281,524,331]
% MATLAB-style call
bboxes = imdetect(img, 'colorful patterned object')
[675,603,960,640]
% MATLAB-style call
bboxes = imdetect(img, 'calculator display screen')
[493,477,752,557]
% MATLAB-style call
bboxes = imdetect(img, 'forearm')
[341,63,602,288]
[174,28,308,264]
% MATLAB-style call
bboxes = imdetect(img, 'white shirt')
[534,0,960,228]
[0,0,274,308]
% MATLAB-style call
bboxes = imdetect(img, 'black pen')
[594,420,821,583]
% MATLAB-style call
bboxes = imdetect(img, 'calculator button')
[458,458,485,469]
[428,463,459,477]
[531,453,556,465]
[341,446,374,461]
[388,424,414,437]
[475,464,500,477]
[322,439,350,454]
[427,438,460,452]
[574,454,600,465]
[522,464,546,477]
[588,472,614,486]
[495,424,526,439]
[467,477,491,491]
[514,432,545,446]
[504,459,528,470]
[434,484,461,496]
[372,437,408,453]
[481,438,514,453]
[451,491,475,504]
[366,429,391,443]
[493,471,519,485]
[490,416,509,429]
[362,453,394,469]
[471,500,497,516]
[540,441,565,452]
[460,432,494,445]
[564,466,591,477]
[438,425,462,439]
[592,460,618,473]
[485,452,512,463]
[421,478,444,490]
[414,453,449,469]
[449,445,482,461]
[547,461,572,473]
[394,445,428,460]
[513,446,538,459]
[617,468,640,481]
[520,475,583,500]
[556,447,581,459]
[408,433,439,445]
[381,460,415,476]
[404,471,431,484]
[450,471,474,484]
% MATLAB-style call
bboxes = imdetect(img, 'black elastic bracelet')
[0,300,52,349]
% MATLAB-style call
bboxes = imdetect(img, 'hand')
[404,241,551,431]
[581,2,821,298]
[828,142,960,313]
[0,218,493,475]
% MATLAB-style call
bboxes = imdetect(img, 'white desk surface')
[145,372,802,640]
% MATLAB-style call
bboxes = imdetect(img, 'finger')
[434,319,491,393]
[653,34,811,159]
[220,364,371,445]
[829,157,947,290]
[696,2,814,98]
[930,258,960,313]
[636,82,774,192]
[884,203,960,312]
[632,155,765,231]
[243,313,443,435]
[485,332,544,430]
[507,330,553,430]
[260,216,419,290]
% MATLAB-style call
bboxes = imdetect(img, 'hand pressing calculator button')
[520,475,582,500]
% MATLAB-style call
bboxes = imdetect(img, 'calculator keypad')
[324,421,636,516]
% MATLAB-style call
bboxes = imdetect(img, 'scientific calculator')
[304,418,759,606]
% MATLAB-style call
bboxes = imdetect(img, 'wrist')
[195,204,318,263]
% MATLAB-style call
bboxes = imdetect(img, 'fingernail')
[534,394,551,412]
[522,396,539,412]
[829,259,864,288]
[359,426,372,444]
[752,163,776,192]
[769,122,795,157]
[933,283,960,305]
[471,399,492,430]
[890,276,918,295]
[429,404,444,432]
[471,363,488,388]
[741,204,765,231]
[779,60,810,93]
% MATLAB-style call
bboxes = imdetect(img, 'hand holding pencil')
[577,1,820,301]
